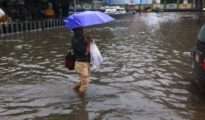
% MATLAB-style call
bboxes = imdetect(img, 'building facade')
[104,0,153,5]
[104,0,204,10]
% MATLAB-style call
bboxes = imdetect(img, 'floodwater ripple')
[0,13,203,120]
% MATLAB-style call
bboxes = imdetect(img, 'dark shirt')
[71,34,90,62]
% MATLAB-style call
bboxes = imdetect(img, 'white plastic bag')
[90,42,103,69]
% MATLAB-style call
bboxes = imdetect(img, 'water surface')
[0,12,204,120]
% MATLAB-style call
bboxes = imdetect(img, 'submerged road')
[0,12,204,120]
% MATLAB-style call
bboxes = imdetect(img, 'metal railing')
[0,19,64,37]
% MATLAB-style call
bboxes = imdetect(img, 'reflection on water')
[0,12,204,120]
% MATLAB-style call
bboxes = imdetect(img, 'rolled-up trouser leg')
[79,75,90,93]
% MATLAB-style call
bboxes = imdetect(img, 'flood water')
[0,12,205,120]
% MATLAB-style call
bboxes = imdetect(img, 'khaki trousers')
[75,61,90,92]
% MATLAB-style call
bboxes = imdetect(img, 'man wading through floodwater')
[64,11,114,96]
[71,28,92,96]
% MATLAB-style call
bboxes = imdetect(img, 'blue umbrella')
[64,11,115,30]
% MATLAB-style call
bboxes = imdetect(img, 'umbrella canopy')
[64,11,115,30]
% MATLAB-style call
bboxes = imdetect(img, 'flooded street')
[0,12,205,120]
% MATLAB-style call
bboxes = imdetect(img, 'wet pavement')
[0,12,205,120]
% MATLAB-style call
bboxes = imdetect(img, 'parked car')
[104,6,126,15]
[192,25,205,90]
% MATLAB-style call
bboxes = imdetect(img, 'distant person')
[72,27,92,96]
[44,3,55,18]
[0,8,7,23]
